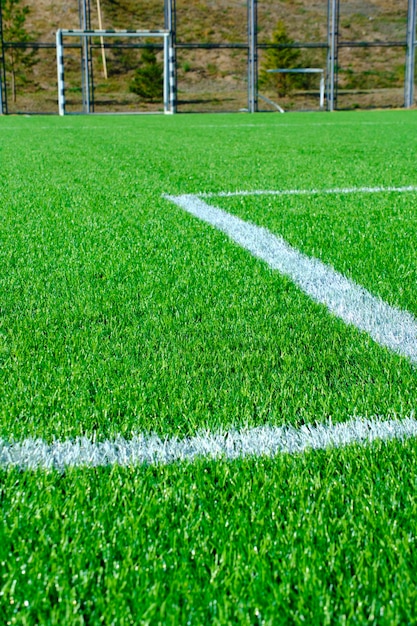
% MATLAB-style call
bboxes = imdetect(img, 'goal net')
[56,29,175,115]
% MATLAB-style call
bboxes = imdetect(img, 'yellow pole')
[96,0,108,79]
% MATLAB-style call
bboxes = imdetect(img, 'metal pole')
[163,34,168,113]
[0,0,7,114]
[247,0,258,113]
[56,30,65,115]
[405,0,417,108]
[320,71,325,108]
[326,0,339,111]
[165,0,176,113]
[78,0,93,113]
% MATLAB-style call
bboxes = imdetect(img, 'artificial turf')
[2,441,417,624]
[1,109,417,623]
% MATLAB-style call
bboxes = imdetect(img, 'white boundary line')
[198,185,417,199]
[1,416,417,470]
[166,193,417,364]
[3,185,417,472]
[184,121,415,129]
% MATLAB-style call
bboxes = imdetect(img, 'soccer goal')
[56,29,175,115]
[266,68,325,111]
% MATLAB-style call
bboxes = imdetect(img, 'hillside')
[3,0,410,113]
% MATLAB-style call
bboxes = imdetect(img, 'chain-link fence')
[0,0,415,115]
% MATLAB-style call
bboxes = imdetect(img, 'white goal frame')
[56,29,175,115]
[266,68,325,110]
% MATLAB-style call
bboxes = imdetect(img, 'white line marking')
[166,193,417,364]
[0,120,411,133]
[186,121,413,129]
[198,185,417,198]
[1,416,417,470]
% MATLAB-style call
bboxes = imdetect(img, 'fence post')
[326,0,339,111]
[78,0,94,113]
[0,1,7,114]
[247,0,258,113]
[405,0,417,108]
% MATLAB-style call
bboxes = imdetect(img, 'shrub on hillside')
[260,20,301,97]
[129,47,163,102]
[1,0,39,102]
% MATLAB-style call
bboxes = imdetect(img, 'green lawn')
[1,110,417,624]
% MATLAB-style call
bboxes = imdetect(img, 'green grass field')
[1,110,417,624]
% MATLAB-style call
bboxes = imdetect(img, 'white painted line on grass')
[198,185,417,199]
[189,121,412,129]
[166,193,417,364]
[1,416,417,470]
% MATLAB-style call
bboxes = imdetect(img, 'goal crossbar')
[56,29,175,115]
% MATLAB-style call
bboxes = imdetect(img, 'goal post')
[56,29,175,115]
